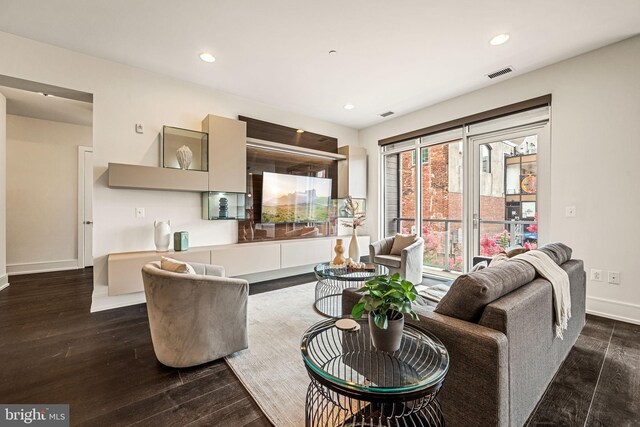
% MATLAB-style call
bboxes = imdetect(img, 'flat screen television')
[261,172,332,223]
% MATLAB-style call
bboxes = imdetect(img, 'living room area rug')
[225,281,323,427]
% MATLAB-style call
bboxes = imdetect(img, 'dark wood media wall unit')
[238,116,341,243]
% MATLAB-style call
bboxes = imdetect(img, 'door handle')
[472,214,479,229]
[84,221,93,225]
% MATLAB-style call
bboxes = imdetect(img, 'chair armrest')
[401,238,424,284]
[190,262,225,277]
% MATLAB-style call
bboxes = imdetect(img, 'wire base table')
[301,318,449,427]
[305,376,445,427]
[313,263,389,318]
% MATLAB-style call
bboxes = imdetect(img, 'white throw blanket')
[515,250,571,339]
[415,284,450,303]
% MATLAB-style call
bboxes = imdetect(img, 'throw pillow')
[160,256,196,274]
[538,242,572,265]
[435,258,536,322]
[390,234,417,255]
[507,247,529,258]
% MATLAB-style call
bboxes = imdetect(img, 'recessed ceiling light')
[489,33,510,46]
[344,103,355,110]
[199,52,216,63]
[296,129,305,134]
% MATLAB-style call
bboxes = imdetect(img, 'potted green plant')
[351,273,419,352]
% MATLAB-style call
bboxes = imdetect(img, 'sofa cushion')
[390,234,417,255]
[374,254,402,268]
[435,258,536,322]
[538,242,572,265]
[160,257,196,274]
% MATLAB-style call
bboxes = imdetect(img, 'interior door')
[469,124,549,262]
[83,150,93,267]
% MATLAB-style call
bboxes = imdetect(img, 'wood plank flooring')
[0,269,638,426]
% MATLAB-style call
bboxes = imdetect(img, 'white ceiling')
[0,86,93,127]
[0,0,638,129]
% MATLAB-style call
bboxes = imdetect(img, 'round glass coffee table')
[313,263,389,318]
[301,318,449,426]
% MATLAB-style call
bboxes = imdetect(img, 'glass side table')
[301,318,449,426]
[313,262,389,318]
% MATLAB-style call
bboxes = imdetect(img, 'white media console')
[107,235,370,296]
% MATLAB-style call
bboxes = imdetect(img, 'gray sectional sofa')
[342,243,586,427]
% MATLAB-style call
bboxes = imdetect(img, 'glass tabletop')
[314,262,389,281]
[300,318,449,395]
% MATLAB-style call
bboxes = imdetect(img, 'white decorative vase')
[176,145,193,170]
[154,220,171,252]
[349,229,360,262]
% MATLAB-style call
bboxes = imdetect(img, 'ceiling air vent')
[487,66,514,79]
[379,111,395,118]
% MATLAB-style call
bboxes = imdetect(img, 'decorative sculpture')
[219,197,229,218]
[332,239,346,265]
[176,145,193,170]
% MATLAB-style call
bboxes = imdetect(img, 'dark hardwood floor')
[0,269,637,426]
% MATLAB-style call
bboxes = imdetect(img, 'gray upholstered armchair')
[369,236,425,285]
[141,261,248,368]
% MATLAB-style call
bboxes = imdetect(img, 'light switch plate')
[135,123,144,134]
[135,207,145,218]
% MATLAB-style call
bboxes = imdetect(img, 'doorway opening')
[0,76,93,276]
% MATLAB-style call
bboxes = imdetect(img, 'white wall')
[6,115,91,272]
[0,93,7,289]
[359,35,640,324]
[0,31,359,309]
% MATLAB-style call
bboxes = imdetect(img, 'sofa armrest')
[190,262,226,278]
[342,288,509,427]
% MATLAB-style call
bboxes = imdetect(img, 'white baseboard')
[90,283,146,313]
[7,259,79,275]
[0,274,9,291]
[586,296,640,325]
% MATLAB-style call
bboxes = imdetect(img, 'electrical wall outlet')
[608,271,620,285]
[135,207,145,218]
[565,206,577,217]
[590,269,603,281]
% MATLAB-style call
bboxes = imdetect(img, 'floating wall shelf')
[108,163,208,192]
